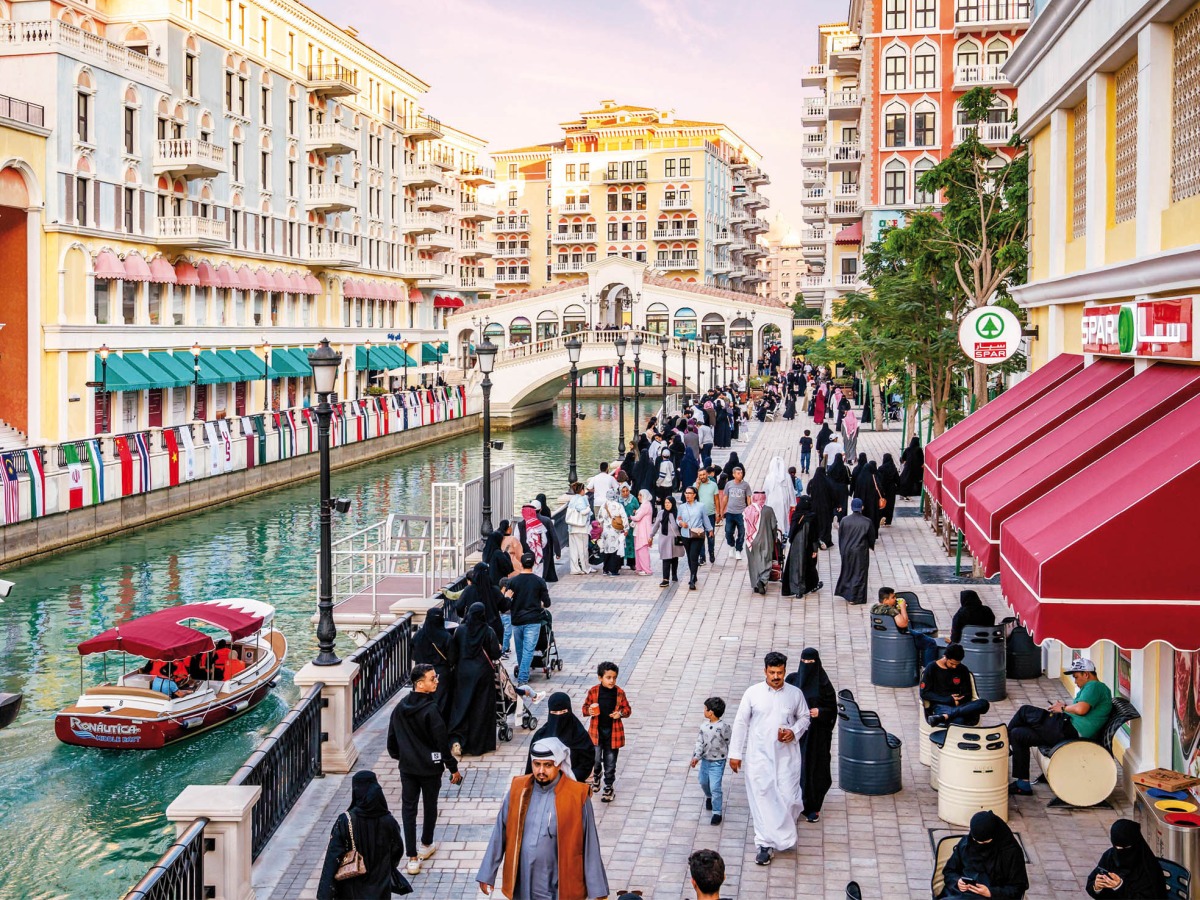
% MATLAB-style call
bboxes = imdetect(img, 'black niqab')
[524,691,596,782]
[460,602,492,656]
[1087,819,1165,899]
[412,607,452,665]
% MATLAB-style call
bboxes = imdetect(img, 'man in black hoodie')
[387,663,463,876]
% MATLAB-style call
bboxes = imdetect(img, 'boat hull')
[54,680,275,749]
[0,692,22,729]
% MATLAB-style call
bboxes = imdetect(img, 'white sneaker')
[418,842,437,860]
[524,689,544,703]
[451,741,462,758]
[406,858,421,875]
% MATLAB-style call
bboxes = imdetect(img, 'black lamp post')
[365,339,372,395]
[402,342,409,389]
[435,344,443,385]
[566,337,581,485]
[477,339,497,538]
[260,339,271,412]
[99,344,110,434]
[695,338,702,400]
[709,334,719,391]
[309,337,344,667]
[659,334,668,417]
[631,334,642,438]
[614,334,627,456]
[191,342,201,420]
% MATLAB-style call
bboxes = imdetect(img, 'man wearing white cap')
[477,736,610,900]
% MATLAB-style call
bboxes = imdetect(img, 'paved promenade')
[257,401,1123,899]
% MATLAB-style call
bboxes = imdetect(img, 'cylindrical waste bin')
[1134,785,1200,899]
[837,691,903,796]
[919,708,946,767]
[930,731,945,790]
[960,625,1007,700]
[1006,624,1042,679]
[936,724,1009,826]
[870,615,918,688]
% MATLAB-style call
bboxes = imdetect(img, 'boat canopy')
[76,602,265,660]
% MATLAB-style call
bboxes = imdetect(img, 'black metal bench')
[1032,697,1139,807]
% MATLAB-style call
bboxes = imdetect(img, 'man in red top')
[582,661,632,804]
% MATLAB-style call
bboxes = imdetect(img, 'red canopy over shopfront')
[999,391,1200,651]
[924,353,1083,509]
[964,364,1200,575]
[940,359,1133,530]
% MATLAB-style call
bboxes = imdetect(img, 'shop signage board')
[958,306,1022,364]
[1081,296,1194,360]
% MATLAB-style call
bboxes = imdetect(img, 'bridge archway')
[597,281,635,327]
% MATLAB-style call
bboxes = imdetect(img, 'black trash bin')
[1006,623,1042,679]
[837,689,903,796]
[960,625,1007,701]
[870,614,919,688]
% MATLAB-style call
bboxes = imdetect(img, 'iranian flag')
[163,428,181,486]
[114,436,134,496]
[86,439,106,501]
[63,443,85,509]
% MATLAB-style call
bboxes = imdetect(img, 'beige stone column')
[294,659,361,773]
[166,784,261,900]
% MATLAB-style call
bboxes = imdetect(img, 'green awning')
[173,350,240,385]
[95,354,161,392]
[438,341,449,353]
[394,347,418,368]
[121,353,186,390]
[356,345,376,371]
[421,342,444,364]
[150,351,196,387]
[271,347,312,378]
[236,349,275,380]
[219,349,259,381]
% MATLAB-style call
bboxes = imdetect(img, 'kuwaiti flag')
[63,443,85,509]
[114,436,135,496]
[163,428,181,485]
[23,449,45,517]
[217,419,234,473]
[240,416,256,467]
[133,432,152,492]
[0,454,18,523]
[203,422,221,475]
[177,428,196,481]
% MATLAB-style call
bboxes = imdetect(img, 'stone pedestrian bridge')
[447,257,793,420]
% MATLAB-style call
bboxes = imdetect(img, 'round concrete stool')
[936,723,1009,826]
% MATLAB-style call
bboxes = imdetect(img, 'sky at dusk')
[305,0,836,230]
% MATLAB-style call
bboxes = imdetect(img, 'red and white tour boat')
[55,598,287,749]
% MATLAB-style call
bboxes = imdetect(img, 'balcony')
[828,143,863,170]
[653,228,699,241]
[743,217,769,234]
[828,91,862,120]
[955,120,1016,145]
[403,114,443,141]
[495,219,531,233]
[803,243,827,260]
[551,260,588,274]
[306,63,358,98]
[728,211,749,226]
[396,259,441,279]
[306,121,358,156]
[711,261,732,275]
[712,229,732,245]
[829,197,862,221]
[802,141,828,166]
[802,98,827,125]
[559,201,591,213]
[803,168,825,187]
[745,166,770,186]
[741,243,766,259]
[460,201,496,221]
[954,63,1007,90]
[459,239,494,259]
[954,0,1031,34]
[417,232,454,252]
[836,272,865,290]
[743,191,768,210]
[495,271,531,284]
[416,190,456,213]
[552,230,598,244]
[729,157,751,173]
[830,39,862,74]
[154,215,228,248]
[496,245,531,258]
[655,258,700,271]
[0,19,167,81]
[804,274,831,289]
[660,196,693,210]
[401,212,445,235]
[427,149,456,170]
[728,265,751,279]
[402,163,444,188]
[744,270,767,283]
[459,166,495,186]
[306,182,358,212]
[802,187,827,206]
[153,138,226,178]
[729,238,750,254]
[603,167,649,184]
[305,240,359,267]
[801,64,827,88]
[802,204,827,225]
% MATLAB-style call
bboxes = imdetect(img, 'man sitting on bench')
[920,643,990,727]
[871,586,941,667]
[1007,657,1112,796]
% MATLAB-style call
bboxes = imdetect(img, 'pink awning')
[286,272,306,294]
[215,264,238,289]
[304,275,322,294]
[256,268,280,292]
[367,281,384,300]
[235,265,258,291]
[408,288,424,301]
[93,250,125,280]
[343,279,362,299]
[122,254,153,282]
[835,222,863,244]
[148,257,177,284]
[175,261,200,285]
[196,261,218,287]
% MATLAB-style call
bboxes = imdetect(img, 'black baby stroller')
[530,608,563,678]
[496,660,537,742]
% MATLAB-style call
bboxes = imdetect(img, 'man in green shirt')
[694,467,720,565]
[1007,657,1113,796]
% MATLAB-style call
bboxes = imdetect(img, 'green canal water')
[0,399,630,900]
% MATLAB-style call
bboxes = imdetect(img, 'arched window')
[956,39,981,69]
[536,310,558,342]
[883,44,907,92]
[914,99,937,148]
[884,101,907,148]
[913,158,937,205]
[913,42,937,90]
[673,307,697,340]
[701,312,725,341]
[483,322,505,343]
[645,301,669,334]
[509,316,532,345]
[884,159,907,206]
[986,38,1010,67]
[561,303,587,334]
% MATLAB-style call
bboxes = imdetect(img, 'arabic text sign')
[958,306,1022,364]
[1081,297,1194,360]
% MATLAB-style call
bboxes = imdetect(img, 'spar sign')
[958,306,1022,364]
[1081,297,1194,359]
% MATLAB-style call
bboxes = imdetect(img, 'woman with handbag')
[565,482,594,575]
[597,489,627,577]
[677,484,714,591]
[631,489,655,575]
[654,494,684,587]
[447,602,501,757]
[317,770,410,899]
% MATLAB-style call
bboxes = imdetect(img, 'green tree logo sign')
[975,311,1005,340]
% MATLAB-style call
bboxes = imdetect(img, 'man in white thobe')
[729,651,810,866]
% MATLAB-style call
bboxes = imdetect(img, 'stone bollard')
[294,660,361,774]
[166,784,261,900]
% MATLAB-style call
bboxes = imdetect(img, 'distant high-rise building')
[758,215,808,307]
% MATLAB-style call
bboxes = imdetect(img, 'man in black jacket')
[919,644,991,727]
[387,663,463,876]
[508,552,552,690]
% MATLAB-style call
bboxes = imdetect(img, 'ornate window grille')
[1172,6,1200,203]
[1114,58,1139,224]
[1072,100,1088,240]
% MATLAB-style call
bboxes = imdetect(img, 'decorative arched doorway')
[598,281,635,327]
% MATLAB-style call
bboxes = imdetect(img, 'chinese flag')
[162,428,180,486]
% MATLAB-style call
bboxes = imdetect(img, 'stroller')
[530,608,563,678]
[496,660,537,742]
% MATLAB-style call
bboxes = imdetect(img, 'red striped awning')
[175,260,200,285]
[93,250,125,279]
[122,253,153,282]
[148,256,177,284]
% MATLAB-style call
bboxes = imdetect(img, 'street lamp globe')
[614,336,627,359]
[308,338,342,396]
[566,337,582,364]
[99,344,110,362]
[191,342,201,360]
[476,339,498,374]
[631,334,643,354]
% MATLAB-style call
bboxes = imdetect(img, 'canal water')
[0,398,631,900]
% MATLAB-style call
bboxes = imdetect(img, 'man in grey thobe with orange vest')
[477,737,610,900]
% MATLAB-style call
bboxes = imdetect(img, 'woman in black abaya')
[447,602,500,757]
[827,454,852,523]
[316,771,407,900]
[480,523,512,584]
[454,562,505,646]
[898,435,924,498]
[523,691,596,783]
[938,811,1029,899]
[815,423,834,463]
[714,400,732,448]
[853,460,883,538]
[411,606,454,720]
[878,453,900,526]
[807,467,835,549]
[1086,819,1167,899]
[785,648,837,822]
[782,496,821,597]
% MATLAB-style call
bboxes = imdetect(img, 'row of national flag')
[1,390,471,525]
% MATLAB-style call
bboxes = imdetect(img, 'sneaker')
[406,858,421,876]
[659,580,669,587]
[451,741,462,758]
[1008,781,1034,796]
[711,814,722,825]
[590,780,601,794]
[601,786,615,803]
[418,843,437,860]
[755,846,773,866]
[689,581,697,590]
[500,651,511,660]
[705,798,713,811]
[523,689,544,704]
[804,812,820,823]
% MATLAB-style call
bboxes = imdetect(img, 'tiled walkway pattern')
[258,401,1124,899]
